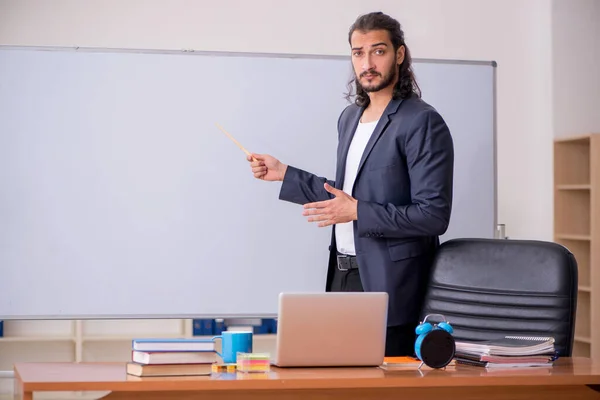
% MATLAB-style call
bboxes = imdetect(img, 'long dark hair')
[345,12,421,107]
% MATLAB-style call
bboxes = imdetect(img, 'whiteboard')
[0,46,496,319]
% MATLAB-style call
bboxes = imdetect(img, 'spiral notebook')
[455,335,556,357]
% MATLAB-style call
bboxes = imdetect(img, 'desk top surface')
[14,358,600,392]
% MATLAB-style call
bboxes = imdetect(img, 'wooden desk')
[14,358,600,400]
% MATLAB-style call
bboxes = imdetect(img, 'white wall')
[552,0,600,138]
[0,0,555,241]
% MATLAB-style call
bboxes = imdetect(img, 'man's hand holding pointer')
[247,153,288,181]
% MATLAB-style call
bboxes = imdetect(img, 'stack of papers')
[454,336,557,368]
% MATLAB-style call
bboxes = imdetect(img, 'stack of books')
[454,336,558,368]
[126,338,217,377]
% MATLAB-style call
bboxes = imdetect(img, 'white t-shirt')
[335,119,379,256]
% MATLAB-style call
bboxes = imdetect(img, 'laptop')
[271,292,388,367]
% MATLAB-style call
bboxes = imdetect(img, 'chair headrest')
[431,238,577,295]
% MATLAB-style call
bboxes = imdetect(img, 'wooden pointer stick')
[215,123,257,161]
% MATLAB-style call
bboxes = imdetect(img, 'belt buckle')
[337,254,349,271]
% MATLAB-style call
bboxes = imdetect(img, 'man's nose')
[362,54,374,71]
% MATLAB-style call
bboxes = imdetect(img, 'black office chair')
[420,238,578,356]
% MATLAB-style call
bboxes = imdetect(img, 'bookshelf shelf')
[556,184,591,190]
[575,335,592,344]
[0,319,277,370]
[0,336,75,343]
[554,133,600,360]
[80,333,274,342]
[82,335,184,342]
[554,234,591,241]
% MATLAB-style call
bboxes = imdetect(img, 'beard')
[357,64,397,93]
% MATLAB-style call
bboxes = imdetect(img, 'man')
[247,11,454,356]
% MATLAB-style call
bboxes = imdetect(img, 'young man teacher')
[247,12,454,356]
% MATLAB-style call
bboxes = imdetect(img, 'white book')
[132,350,217,364]
[132,338,215,352]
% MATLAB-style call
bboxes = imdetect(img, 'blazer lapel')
[354,98,404,188]
[336,107,363,189]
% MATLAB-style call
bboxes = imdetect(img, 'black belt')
[336,253,359,271]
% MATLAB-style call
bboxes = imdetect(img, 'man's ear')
[397,45,406,65]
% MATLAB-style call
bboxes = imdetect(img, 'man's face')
[350,29,404,93]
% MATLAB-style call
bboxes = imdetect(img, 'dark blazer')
[278,95,454,327]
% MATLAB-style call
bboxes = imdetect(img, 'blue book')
[214,319,225,335]
[263,318,277,334]
[132,338,215,352]
[192,319,215,335]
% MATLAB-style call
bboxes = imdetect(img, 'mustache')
[360,70,380,78]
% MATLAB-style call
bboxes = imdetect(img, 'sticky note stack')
[236,352,271,373]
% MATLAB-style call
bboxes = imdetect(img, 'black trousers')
[330,266,417,357]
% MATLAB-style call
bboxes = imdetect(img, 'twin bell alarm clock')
[414,313,456,369]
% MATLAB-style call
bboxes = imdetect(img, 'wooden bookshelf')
[554,133,600,360]
[0,319,276,370]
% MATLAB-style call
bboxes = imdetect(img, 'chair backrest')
[420,238,578,356]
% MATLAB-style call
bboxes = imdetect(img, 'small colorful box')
[236,352,271,373]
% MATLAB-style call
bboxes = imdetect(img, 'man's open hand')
[302,183,358,227]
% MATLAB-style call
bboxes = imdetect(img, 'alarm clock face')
[420,329,455,368]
